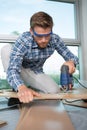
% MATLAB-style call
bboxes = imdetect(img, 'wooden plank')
[0,120,7,128]
[0,88,87,100]
[15,100,75,130]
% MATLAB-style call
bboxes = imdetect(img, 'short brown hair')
[30,11,53,29]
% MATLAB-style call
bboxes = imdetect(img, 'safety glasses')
[33,30,53,38]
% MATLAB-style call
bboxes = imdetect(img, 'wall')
[79,0,87,80]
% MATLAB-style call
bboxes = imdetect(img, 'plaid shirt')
[7,31,79,90]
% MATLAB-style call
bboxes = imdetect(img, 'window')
[0,0,75,38]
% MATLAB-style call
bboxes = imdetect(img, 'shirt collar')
[32,38,51,49]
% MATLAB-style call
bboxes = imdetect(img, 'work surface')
[0,99,87,130]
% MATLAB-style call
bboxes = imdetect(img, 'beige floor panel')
[16,100,75,130]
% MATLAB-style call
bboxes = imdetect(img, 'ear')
[30,28,33,35]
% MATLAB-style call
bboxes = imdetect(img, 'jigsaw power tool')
[60,65,73,91]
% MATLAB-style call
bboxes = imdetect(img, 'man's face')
[30,26,52,48]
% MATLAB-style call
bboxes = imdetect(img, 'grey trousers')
[1,44,60,93]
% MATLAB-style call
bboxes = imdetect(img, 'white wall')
[79,0,87,80]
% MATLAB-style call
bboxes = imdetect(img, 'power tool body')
[60,65,73,91]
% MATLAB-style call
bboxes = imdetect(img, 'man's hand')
[63,60,76,74]
[17,85,40,103]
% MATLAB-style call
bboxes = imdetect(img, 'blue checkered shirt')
[7,31,79,90]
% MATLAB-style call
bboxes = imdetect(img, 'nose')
[41,36,47,42]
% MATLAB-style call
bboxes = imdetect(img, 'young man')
[1,11,79,103]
